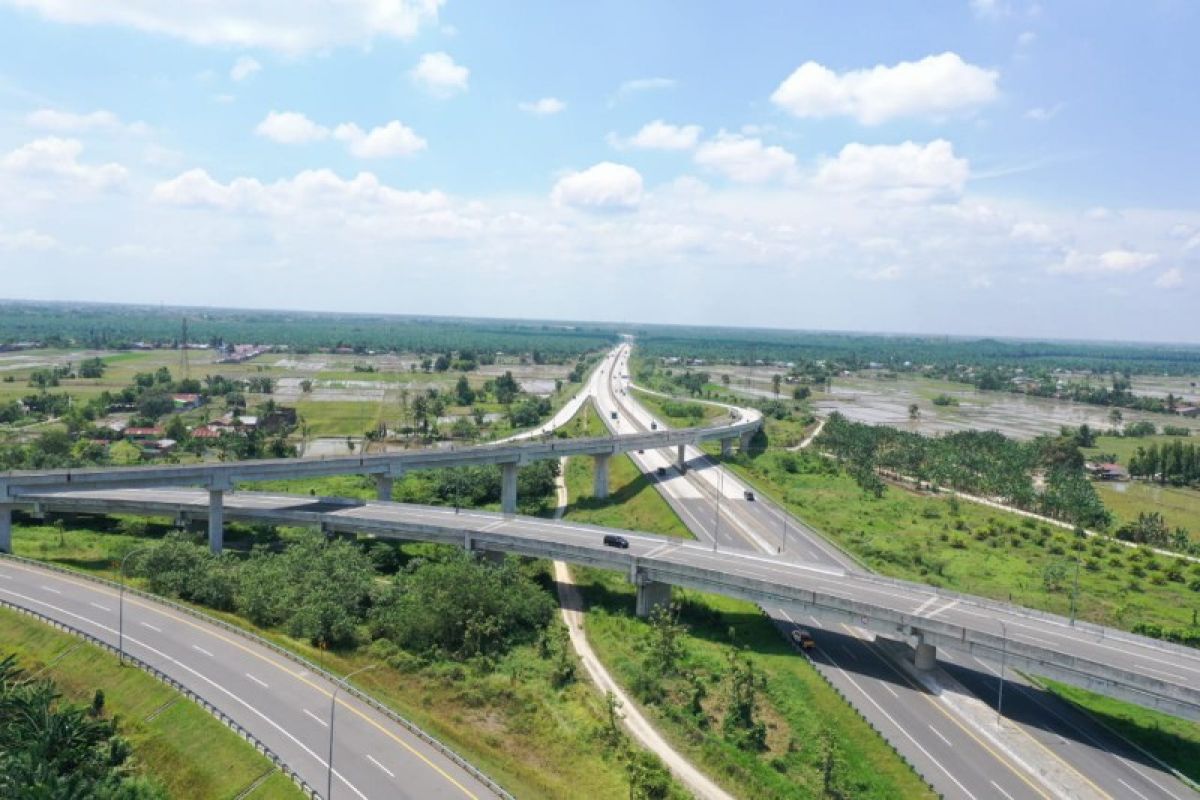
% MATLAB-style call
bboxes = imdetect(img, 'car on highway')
[611,411,618,420]
[655,466,666,476]
[603,534,629,549]
[743,490,755,501]
[637,448,644,454]
[650,422,657,430]
[791,629,815,650]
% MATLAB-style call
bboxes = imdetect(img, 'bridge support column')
[676,444,687,474]
[635,579,672,619]
[739,431,754,453]
[721,438,733,457]
[914,641,937,671]
[501,463,519,514]
[207,489,224,554]
[593,454,610,499]
[375,474,394,502]
[0,504,11,554]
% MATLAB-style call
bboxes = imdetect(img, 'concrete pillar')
[914,641,937,671]
[635,580,672,618]
[0,504,12,554]
[593,454,610,499]
[676,444,687,474]
[375,474,393,502]
[501,462,519,514]
[739,431,754,452]
[721,438,733,457]
[208,489,224,554]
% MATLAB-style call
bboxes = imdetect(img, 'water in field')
[811,375,1200,441]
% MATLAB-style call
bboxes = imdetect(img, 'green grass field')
[0,605,304,800]
[1083,434,1194,465]
[1095,481,1200,541]
[572,568,935,799]
[723,450,1200,633]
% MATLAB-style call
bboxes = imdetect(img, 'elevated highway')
[10,484,1200,725]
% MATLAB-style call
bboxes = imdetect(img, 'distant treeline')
[0,302,617,359]
[632,326,1200,375]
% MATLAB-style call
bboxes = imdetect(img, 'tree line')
[1128,440,1200,485]
[817,413,1112,529]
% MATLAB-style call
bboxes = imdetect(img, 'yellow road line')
[8,561,481,800]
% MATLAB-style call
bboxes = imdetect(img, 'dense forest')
[632,325,1200,375]
[0,301,617,359]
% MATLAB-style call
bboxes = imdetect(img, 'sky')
[0,1,1197,343]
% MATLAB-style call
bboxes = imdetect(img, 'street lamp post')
[780,511,788,554]
[1069,556,1081,627]
[118,546,152,666]
[327,664,377,800]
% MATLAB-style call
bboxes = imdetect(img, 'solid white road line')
[303,708,329,727]
[1,585,371,800]
[192,644,214,657]
[882,683,899,699]
[1118,778,1152,800]
[367,754,396,778]
[928,725,954,748]
[990,780,1018,800]
[246,673,269,688]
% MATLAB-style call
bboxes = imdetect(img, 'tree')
[772,374,782,396]
[300,379,313,393]
[722,648,766,751]
[110,440,142,465]
[908,403,920,420]
[454,375,475,406]
[1108,407,1123,427]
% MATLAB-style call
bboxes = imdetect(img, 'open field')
[0,605,304,800]
[722,450,1200,633]
[1095,482,1200,540]
[572,568,936,800]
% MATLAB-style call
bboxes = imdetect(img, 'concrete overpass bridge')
[0,408,760,553]
[5,486,1199,726]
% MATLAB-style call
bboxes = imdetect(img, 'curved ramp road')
[0,557,503,800]
[599,346,1200,800]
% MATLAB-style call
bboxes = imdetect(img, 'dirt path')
[550,459,734,800]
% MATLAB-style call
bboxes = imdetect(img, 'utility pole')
[328,664,377,800]
[712,467,723,552]
[1069,556,1081,627]
[180,317,190,380]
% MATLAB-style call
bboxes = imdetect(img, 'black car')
[655,466,666,476]
[603,534,630,549]
[743,490,755,501]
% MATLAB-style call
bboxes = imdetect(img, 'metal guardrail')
[0,598,320,799]
[0,552,515,800]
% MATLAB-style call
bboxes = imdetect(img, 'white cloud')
[1017,30,1036,47]
[1051,248,1159,275]
[333,121,427,158]
[153,168,449,216]
[551,162,643,210]
[409,52,468,97]
[1,137,127,189]
[254,112,426,158]
[1025,103,1062,121]
[613,77,676,103]
[1154,268,1184,289]
[5,0,443,53]
[25,108,148,135]
[0,228,60,251]
[255,111,328,144]
[770,52,999,125]
[693,133,795,183]
[518,97,566,116]
[1010,221,1056,244]
[230,56,261,82]
[814,139,969,202]
[610,120,702,151]
[970,0,1009,18]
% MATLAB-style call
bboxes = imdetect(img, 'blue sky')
[0,1,1196,342]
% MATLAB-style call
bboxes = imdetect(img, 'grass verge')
[0,605,304,800]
